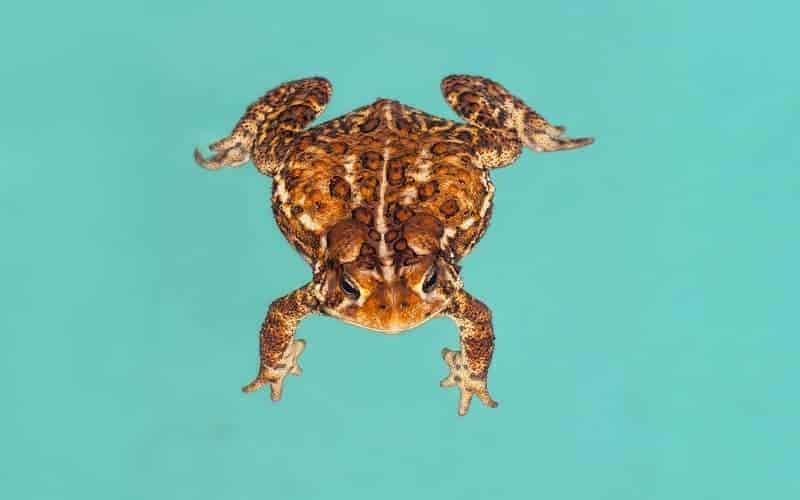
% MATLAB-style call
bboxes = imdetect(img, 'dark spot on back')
[325,142,348,155]
[418,180,439,201]
[360,242,376,256]
[353,207,373,226]
[360,117,380,133]
[385,230,399,243]
[394,117,412,133]
[360,151,382,170]
[431,142,450,155]
[387,157,408,186]
[456,130,472,142]
[329,176,351,199]
[359,176,379,203]
[440,198,460,218]
[394,206,414,223]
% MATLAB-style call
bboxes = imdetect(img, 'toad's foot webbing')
[440,348,498,416]
[242,339,306,401]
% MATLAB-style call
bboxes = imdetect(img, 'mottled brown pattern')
[195,77,332,175]
[444,289,494,376]
[441,75,593,155]
[195,75,593,415]
[241,283,319,401]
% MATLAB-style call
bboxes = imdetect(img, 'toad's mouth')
[322,304,447,335]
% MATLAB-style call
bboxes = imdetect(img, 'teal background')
[2,1,798,498]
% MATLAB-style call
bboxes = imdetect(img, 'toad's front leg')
[440,290,499,416]
[242,283,319,401]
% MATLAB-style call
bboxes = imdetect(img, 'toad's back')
[271,99,494,268]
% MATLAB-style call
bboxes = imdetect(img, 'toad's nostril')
[400,301,409,309]
[378,303,388,310]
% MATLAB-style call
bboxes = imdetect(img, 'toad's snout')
[361,284,424,333]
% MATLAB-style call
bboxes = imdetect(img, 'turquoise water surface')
[2,1,798,499]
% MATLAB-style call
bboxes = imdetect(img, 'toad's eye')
[422,268,438,293]
[340,276,360,299]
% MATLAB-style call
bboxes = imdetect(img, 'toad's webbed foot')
[194,135,251,170]
[440,348,498,416]
[521,124,594,153]
[242,339,306,401]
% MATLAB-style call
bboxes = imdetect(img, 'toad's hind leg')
[194,77,332,176]
[441,75,593,167]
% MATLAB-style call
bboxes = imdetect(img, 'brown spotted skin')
[441,75,594,154]
[270,98,498,268]
[195,75,593,415]
[194,77,332,175]
[241,284,317,402]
